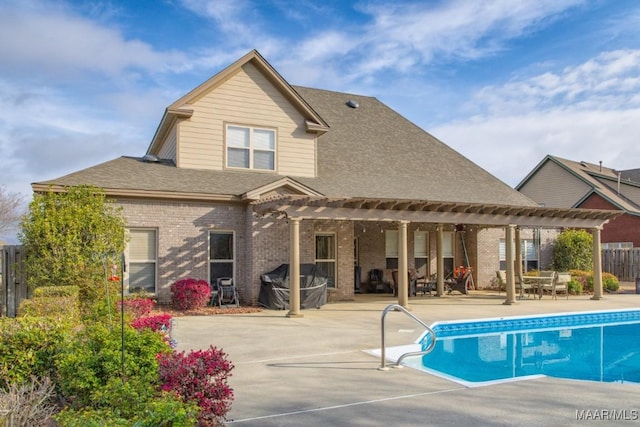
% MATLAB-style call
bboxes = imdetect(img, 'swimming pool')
[403,309,640,387]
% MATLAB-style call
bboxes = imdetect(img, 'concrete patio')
[172,290,640,426]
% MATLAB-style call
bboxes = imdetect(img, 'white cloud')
[432,49,640,186]
[0,1,186,79]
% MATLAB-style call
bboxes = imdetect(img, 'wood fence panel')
[602,248,640,282]
[1,245,27,317]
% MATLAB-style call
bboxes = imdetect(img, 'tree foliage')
[18,186,126,304]
[552,229,593,271]
[0,185,26,240]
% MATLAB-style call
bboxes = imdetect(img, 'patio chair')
[391,270,418,297]
[447,270,471,295]
[369,269,386,293]
[552,272,570,300]
[516,271,534,299]
[539,271,558,299]
[216,277,239,307]
[496,270,507,295]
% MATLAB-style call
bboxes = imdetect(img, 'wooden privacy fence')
[1,245,27,317]
[602,248,640,282]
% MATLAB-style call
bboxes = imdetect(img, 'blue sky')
[2,0,640,241]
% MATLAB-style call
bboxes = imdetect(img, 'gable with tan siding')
[519,160,591,208]
[157,126,177,163]
[176,62,317,177]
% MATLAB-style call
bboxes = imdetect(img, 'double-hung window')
[226,125,275,170]
[499,239,539,271]
[385,230,399,269]
[210,231,234,285]
[414,231,428,275]
[315,233,336,288]
[127,228,157,293]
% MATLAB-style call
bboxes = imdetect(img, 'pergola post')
[436,224,444,296]
[592,226,603,300]
[503,224,517,305]
[397,221,409,308]
[515,227,523,278]
[287,218,303,318]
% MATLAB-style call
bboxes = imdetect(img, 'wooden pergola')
[253,195,621,317]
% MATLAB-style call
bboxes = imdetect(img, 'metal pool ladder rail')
[378,304,436,370]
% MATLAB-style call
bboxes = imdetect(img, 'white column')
[287,218,303,318]
[436,224,444,296]
[397,221,409,308]
[503,224,517,305]
[592,227,603,301]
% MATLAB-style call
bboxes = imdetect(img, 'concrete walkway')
[172,291,640,426]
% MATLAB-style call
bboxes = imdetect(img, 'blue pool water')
[409,309,640,386]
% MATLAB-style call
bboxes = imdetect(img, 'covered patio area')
[253,195,621,317]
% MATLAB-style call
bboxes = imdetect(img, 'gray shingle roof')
[35,85,538,207]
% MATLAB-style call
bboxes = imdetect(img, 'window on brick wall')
[499,238,539,271]
[210,231,234,285]
[127,228,157,293]
[414,231,428,276]
[442,231,454,278]
[315,233,336,288]
[385,230,399,269]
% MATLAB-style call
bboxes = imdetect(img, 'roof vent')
[142,154,160,163]
[579,161,588,168]
[346,100,359,108]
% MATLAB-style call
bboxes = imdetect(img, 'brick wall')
[579,194,640,246]
[117,198,247,304]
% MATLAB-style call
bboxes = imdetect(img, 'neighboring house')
[517,155,640,248]
[32,50,617,309]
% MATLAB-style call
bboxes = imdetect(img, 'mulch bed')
[153,304,263,317]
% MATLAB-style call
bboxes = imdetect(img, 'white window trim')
[125,227,158,294]
[209,230,235,283]
[225,124,277,171]
[315,232,337,288]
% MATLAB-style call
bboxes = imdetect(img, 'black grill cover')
[259,264,328,309]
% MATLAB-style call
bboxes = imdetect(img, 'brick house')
[33,51,617,312]
[517,156,640,248]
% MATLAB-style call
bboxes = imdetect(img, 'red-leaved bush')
[158,345,234,426]
[121,298,155,318]
[170,278,212,310]
[131,313,172,332]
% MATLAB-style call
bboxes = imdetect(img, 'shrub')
[131,314,172,333]
[18,295,80,321]
[552,229,593,271]
[568,279,583,295]
[121,298,155,319]
[170,278,212,311]
[55,391,199,427]
[586,272,619,293]
[0,317,71,389]
[0,376,57,427]
[55,322,172,413]
[158,345,234,425]
[32,285,79,298]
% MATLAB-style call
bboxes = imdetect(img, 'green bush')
[55,392,198,427]
[55,322,172,414]
[18,296,80,321]
[32,285,79,298]
[586,272,619,293]
[552,230,593,271]
[568,279,583,295]
[0,317,71,389]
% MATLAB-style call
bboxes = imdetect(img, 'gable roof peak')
[147,49,329,154]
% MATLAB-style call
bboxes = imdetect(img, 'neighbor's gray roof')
[35,86,538,207]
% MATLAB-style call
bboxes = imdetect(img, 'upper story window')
[226,125,275,171]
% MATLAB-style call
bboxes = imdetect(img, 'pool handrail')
[379,304,436,370]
